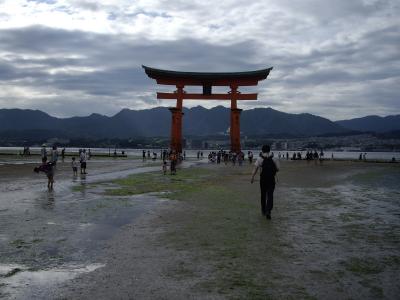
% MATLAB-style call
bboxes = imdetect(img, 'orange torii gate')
[142,65,272,153]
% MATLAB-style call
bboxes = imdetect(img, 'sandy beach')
[0,158,399,299]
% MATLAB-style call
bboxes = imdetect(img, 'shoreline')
[0,152,128,158]
[0,151,398,164]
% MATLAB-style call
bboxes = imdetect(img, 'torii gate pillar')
[169,108,183,153]
[229,85,242,153]
[230,108,242,153]
[169,85,184,153]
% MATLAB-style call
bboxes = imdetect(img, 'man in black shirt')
[251,145,279,220]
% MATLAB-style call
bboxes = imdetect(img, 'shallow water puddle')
[0,263,105,298]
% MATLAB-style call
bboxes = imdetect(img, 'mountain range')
[336,115,400,133]
[0,106,399,140]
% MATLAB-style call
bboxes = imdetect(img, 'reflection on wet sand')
[40,191,55,210]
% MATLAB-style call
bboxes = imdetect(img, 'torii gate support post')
[230,108,242,153]
[169,85,184,153]
[230,85,242,153]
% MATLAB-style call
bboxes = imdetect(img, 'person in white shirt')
[50,146,58,166]
[80,149,87,174]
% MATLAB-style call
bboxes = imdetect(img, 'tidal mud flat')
[1,158,399,299]
[0,157,172,299]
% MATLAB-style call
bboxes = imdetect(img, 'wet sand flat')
[1,159,400,299]
[0,157,167,299]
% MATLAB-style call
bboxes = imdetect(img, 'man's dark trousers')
[260,179,275,215]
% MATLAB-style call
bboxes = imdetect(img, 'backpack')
[260,157,277,181]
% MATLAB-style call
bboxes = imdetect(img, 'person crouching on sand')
[34,157,55,190]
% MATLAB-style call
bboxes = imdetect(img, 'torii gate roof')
[142,65,273,86]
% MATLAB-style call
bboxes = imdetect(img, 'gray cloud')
[0,0,399,120]
[277,0,391,20]
[0,26,262,90]
[0,26,266,116]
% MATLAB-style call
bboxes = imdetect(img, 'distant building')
[46,137,70,145]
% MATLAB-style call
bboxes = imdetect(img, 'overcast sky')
[0,0,399,120]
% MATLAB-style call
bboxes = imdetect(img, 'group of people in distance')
[305,150,324,164]
[359,152,367,161]
[205,149,325,167]
[142,149,180,175]
[34,145,90,190]
[31,144,322,222]
[207,150,250,165]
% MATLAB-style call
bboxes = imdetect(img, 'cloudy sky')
[0,0,399,120]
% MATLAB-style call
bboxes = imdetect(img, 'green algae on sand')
[104,167,215,197]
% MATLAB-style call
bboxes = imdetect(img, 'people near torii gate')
[217,152,221,164]
[251,145,279,220]
[231,152,237,166]
[169,151,177,175]
[224,152,229,165]
[238,151,244,166]
[163,149,167,161]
